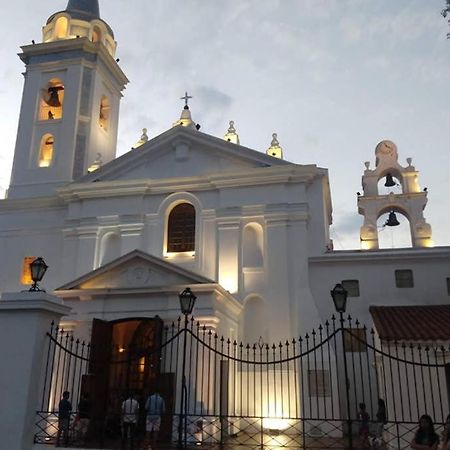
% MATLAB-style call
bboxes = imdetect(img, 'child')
[410,414,439,450]
[358,402,370,448]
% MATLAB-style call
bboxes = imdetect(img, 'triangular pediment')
[76,126,292,184]
[56,249,214,291]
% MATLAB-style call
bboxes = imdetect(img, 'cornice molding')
[309,246,450,263]
[57,166,323,202]
[20,38,128,88]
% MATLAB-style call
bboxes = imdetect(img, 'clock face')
[379,142,394,155]
[375,140,398,160]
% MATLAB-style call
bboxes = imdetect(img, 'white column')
[0,292,71,450]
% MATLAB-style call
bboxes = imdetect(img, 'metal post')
[340,312,353,450]
[178,314,189,448]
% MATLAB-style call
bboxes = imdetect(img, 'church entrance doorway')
[84,317,174,446]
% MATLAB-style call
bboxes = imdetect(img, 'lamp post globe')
[29,257,48,292]
[331,283,348,313]
[179,287,197,316]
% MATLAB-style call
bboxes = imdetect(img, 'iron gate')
[34,315,450,449]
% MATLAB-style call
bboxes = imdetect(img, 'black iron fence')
[34,315,450,449]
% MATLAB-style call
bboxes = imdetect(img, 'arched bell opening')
[91,25,103,43]
[99,95,110,130]
[376,209,412,249]
[38,134,54,167]
[38,78,65,121]
[377,170,403,196]
[54,16,69,40]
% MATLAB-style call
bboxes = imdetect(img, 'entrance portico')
[54,249,243,342]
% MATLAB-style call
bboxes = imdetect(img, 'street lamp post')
[331,283,353,450]
[178,287,197,449]
[29,257,48,292]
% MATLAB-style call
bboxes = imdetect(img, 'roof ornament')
[266,133,283,159]
[180,91,193,110]
[223,120,240,145]
[87,152,102,173]
[173,92,196,129]
[132,128,149,149]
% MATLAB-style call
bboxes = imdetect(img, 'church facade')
[0,2,449,447]
[1,0,448,344]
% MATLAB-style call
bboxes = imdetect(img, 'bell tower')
[7,0,128,199]
[358,140,433,249]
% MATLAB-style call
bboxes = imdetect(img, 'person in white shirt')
[121,393,139,450]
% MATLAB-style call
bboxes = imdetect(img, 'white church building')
[0,1,449,449]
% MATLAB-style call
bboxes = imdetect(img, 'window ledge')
[164,251,196,259]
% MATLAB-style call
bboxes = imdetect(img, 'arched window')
[99,96,110,130]
[167,203,195,253]
[243,223,264,267]
[38,134,54,167]
[92,26,102,43]
[55,17,68,39]
[39,79,64,121]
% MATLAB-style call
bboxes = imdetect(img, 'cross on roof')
[180,91,193,108]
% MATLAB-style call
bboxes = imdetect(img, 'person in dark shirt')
[375,399,387,440]
[75,393,90,444]
[56,391,72,447]
[411,414,439,450]
[442,414,450,450]
[358,402,370,448]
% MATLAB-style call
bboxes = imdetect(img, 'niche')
[242,223,264,267]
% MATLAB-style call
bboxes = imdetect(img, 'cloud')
[194,86,234,131]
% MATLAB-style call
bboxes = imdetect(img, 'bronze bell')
[384,173,396,187]
[385,211,400,227]
[46,87,62,107]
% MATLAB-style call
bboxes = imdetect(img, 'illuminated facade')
[0,0,449,348]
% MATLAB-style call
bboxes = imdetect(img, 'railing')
[35,316,450,449]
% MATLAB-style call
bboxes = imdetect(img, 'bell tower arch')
[358,140,433,249]
[7,0,128,199]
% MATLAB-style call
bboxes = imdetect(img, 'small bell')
[384,173,396,187]
[385,211,400,227]
[46,87,62,107]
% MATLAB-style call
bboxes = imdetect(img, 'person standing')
[144,391,166,449]
[121,393,139,450]
[358,402,370,449]
[410,414,439,450]
[442,414,450,450]
[373,398,387,447]
[56,391,72,447]
[74,393,90,445]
